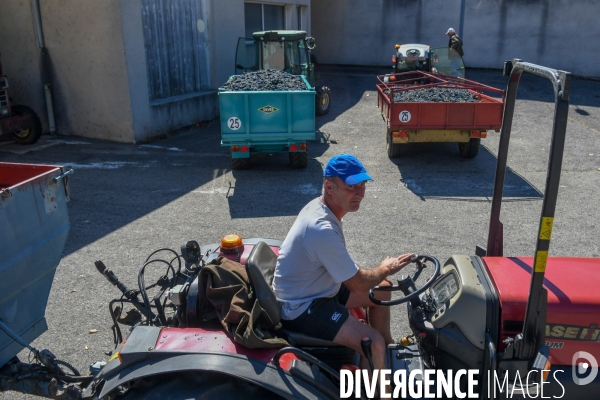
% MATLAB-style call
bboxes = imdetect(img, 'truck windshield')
[235,38,258,75]
[430,47,465,78]
[261,42,285,71]
[284,41,300,74]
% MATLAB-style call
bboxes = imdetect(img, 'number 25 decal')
[399,110,411,123]
[228,117,241,130]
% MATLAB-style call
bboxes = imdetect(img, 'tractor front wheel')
[458,138,480,159]
[9,105,42,145]
[315,86,331,116]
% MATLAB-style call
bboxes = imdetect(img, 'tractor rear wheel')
[9,105,42,145]
[115,371,284,399]
[289,149,308,169]
[315,86,331,116]
[386,131,402,158]
[231,156,250,170]
[458,138,480,159]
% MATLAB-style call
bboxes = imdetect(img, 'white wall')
[0,0,134,141]
[0,0,315,143]
[46,1,134,142]
[311,0,600,78]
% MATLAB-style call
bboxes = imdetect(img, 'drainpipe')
[31,0,56,135]
[31,0,44,47]
[459,0,466,39]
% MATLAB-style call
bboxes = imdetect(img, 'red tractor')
[0,52,42,144]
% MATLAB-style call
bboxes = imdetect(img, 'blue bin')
[0,163,71,367]
[219,75,315,157]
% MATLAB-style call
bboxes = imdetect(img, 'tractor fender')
[96,351,332,399]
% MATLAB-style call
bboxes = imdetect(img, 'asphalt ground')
[1,65,599,398]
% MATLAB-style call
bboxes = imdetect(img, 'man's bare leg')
[345,279,394,344]
[333,316,388,396]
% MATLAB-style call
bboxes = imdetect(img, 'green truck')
[219,74,315,170]
[219,31,330,170]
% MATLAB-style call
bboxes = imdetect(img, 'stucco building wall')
[0,0,311,143]
[311,0,600,78]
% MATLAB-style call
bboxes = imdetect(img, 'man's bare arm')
[343,253,414,292]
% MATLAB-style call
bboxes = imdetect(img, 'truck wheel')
[387,131,402,158]
[9,105,42,145]
[458,138,480,159]
[316,86,331,116]
[289,150,308,168]
[115,371,284,399]
[231,157,250,170]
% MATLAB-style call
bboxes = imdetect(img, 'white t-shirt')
[272,197,359,320]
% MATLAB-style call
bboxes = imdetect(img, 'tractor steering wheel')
[369,255,440,306]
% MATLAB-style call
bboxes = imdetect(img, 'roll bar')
[478,59,571,359]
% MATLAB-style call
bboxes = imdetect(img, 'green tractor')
[235,30,331,116]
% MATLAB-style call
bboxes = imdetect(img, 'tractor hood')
[483,256,600,365]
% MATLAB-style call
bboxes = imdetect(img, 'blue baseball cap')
[323,154,373,186]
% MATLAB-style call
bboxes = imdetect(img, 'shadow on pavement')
[227,151,326,219]
[390,144,543,200]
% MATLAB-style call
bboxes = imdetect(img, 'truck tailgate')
[377,72,505,131]
[219,75,315,145]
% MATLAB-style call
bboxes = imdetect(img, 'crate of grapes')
[376,70,505,158]
[219,69,315,170]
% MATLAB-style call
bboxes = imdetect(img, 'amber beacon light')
[220,234,244,254]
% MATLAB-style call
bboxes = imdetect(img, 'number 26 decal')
[228,117,241,130]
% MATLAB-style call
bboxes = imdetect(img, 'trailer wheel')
[458,138,480,159]
[231,157,250,170]
[289,150,309,168]
[386,131,402,158]
[9,105,42,145]
[316,86,331,116]
[115,371,284,399]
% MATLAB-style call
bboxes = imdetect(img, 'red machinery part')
[483,256,600,365]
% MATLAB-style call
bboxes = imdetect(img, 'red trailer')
[376,71,505,158]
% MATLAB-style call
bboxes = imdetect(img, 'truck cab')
[236,31,313,82]
[393,44,466,78]
[235,30,330,116]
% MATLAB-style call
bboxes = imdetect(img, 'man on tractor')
[272,153,414,391]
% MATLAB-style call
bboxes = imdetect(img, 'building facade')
[310,0,600,78]
[1,0,598,143]
[0,0,310,143]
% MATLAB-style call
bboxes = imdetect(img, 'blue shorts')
[281,285,351,341]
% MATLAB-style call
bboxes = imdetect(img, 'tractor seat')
[245,241,341,347]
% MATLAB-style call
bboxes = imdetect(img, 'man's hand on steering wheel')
[381,253,414,276]
[370,255,441,306]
